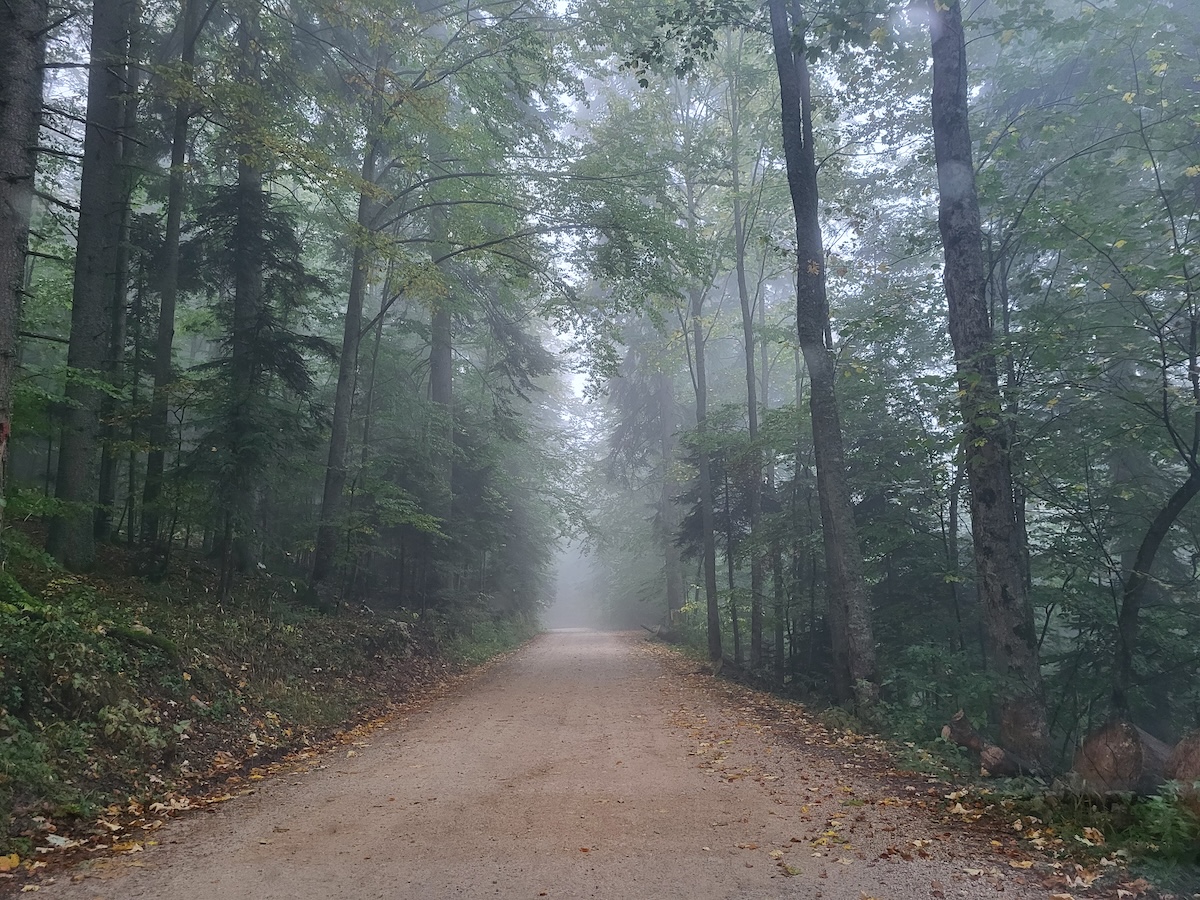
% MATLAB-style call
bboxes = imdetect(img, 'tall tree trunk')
[656,372,685,620]
[761,266,786,682]
[0,0,49,538]
[48,0,133,570]
[424,191,454,609]
[730,83,764,670]
[96,19,141,542]
[768,0,877,706]
[929,0,1048,765]
[125,266,145,544]
[690,284,722,663]
[142,0,202,551]
[312,106,383,588]
[221,7,265,598]
[724,465,740,665]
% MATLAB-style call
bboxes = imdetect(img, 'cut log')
[641,623,680,643]
[941,710,1039,777]
[942,709,985,753]
[1071,720,1171,795]
[1166,729,1200,816]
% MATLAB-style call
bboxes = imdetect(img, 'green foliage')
[0,542,532,854]
[436,612,539,666]
[879,645,999,743]
[1013,783,1200,871]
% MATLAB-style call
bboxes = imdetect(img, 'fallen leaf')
[0,854,18,872]
[1009,860,1034,869]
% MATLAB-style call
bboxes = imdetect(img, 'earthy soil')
[19,632,1113,899]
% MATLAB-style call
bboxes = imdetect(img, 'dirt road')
[37,631,1054,900]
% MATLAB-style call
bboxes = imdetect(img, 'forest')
[1,0,1199,859]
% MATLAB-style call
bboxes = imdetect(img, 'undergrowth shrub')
[436,608,538,665]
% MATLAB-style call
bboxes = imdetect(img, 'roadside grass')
[439,614,540,666]
[0,529,527,860]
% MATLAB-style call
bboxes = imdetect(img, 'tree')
[141,0,205,553]
[0,0,50,538]
[928,0,1048,766]
[767,0,877,705]
[48,0,136,570]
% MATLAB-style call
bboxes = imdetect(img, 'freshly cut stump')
[1166,729,1200,816]
[1072,719,1171,794]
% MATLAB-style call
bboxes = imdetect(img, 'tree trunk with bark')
[48,0,133,570]
[96,21,142,542]
[727,60,764,671]
[0,0,49,538]
[768,0,877,706]
[312,95,384,588]
[928,0,1048,765]
[219,8,265,601]
[423,183,455,609]
[656,373,685,620]
[142,0,202,553]
[690,285,722,664]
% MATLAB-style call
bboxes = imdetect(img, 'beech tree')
[0,0,50,538]
[766,0,878,705]
[927,0,1048,766]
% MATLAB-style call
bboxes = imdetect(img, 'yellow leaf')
[1000,29,1015,44]
[1123,91,1136,103]
[0,853,19,872]
[869,26,887,44]
[1009,859,1034,869]
[1185,166,1200,178]
[1114,239,1127,249]
[1101,283,1112,290]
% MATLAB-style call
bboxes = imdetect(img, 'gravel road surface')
[35,630,1054,900]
